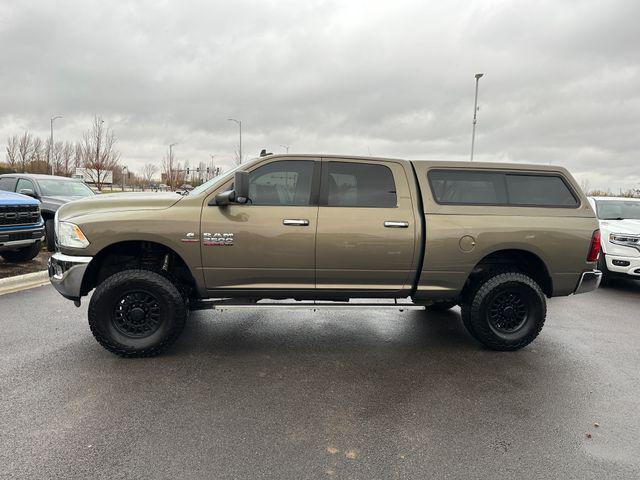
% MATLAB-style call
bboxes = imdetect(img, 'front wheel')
[88,269,188,357]
[461,272,546,351]
[45,219,56,252]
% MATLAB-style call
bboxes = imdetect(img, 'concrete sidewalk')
[0,270,49,296]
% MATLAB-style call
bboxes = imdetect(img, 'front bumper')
[48,252,93,300]
[0,226,45,251]
[574,269,603,295]
[603,253,640,277]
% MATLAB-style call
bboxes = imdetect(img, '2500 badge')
[203,232,234,246]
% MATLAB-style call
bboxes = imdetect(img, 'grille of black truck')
[0,204,40,227]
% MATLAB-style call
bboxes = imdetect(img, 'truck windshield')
[595,200,640,220]
[190,164,243,196]
[39,179,94,197]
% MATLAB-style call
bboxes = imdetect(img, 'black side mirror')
[211,171,250,206]
[233,170,249,202]
[19,188,38,199]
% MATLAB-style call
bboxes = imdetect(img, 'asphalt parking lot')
[1,281,639,479]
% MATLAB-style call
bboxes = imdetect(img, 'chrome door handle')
[384,221,409,228]
[283,219,309,226]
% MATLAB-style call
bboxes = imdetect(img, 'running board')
[190,299,426,311]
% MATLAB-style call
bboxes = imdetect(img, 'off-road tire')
[460,271,546,351]
[88,269,188,357]
[597,255,612,286]
[45,219,56,252]
[424,301,457,312]
[0,241,41,263]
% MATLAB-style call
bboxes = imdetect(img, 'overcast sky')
[1,0,638,191]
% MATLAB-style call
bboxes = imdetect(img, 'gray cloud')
[1,0,639,191]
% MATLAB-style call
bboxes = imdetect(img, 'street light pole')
[95,117,104,174]
[169,143,177,189]
[470,73,484,162]
[280,144,290,153]
[49,115,62,175]
[228,118,242,164]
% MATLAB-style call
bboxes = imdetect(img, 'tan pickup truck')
[48,155,602,357]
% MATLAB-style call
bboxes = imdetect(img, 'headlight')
[56,221,90,248]
[609,233,640,251]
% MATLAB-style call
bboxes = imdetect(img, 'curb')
[0,270,50,296]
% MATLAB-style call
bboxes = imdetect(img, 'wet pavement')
[1,280,639,479]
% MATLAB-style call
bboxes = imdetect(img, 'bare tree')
[17,132,34,172]
[162,148,178,190]
[73,142,83,172]
[29,137,47,173]
[142,163,158,189]
[80,117,120,191]
[58,142,74,176]
[5,135,18,171]
[232,149,241,166]
[48,141,63,175]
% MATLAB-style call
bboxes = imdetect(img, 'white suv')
[588,196,640,282]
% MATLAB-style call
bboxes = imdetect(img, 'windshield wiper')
[602,217,624,220]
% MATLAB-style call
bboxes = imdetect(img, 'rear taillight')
[587,229,601,262]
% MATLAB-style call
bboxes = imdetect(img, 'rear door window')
[323,162,397,207]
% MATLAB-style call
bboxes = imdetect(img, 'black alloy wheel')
[112,291,162,338]
[88,269,188,357]
[486,289,529,334]
[461,271,546,351]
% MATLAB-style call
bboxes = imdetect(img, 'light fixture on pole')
[228,118,242,164]
[280,144,290,154]
[470,73,484,162]
[50,115,63,175]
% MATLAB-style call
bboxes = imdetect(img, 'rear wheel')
[597,255,612,286]
[88,269,188,357]
[0,241,41,263]
[461,271,546,351]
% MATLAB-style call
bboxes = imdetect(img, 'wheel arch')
[80,240,199,298]
[464,248,553,298]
